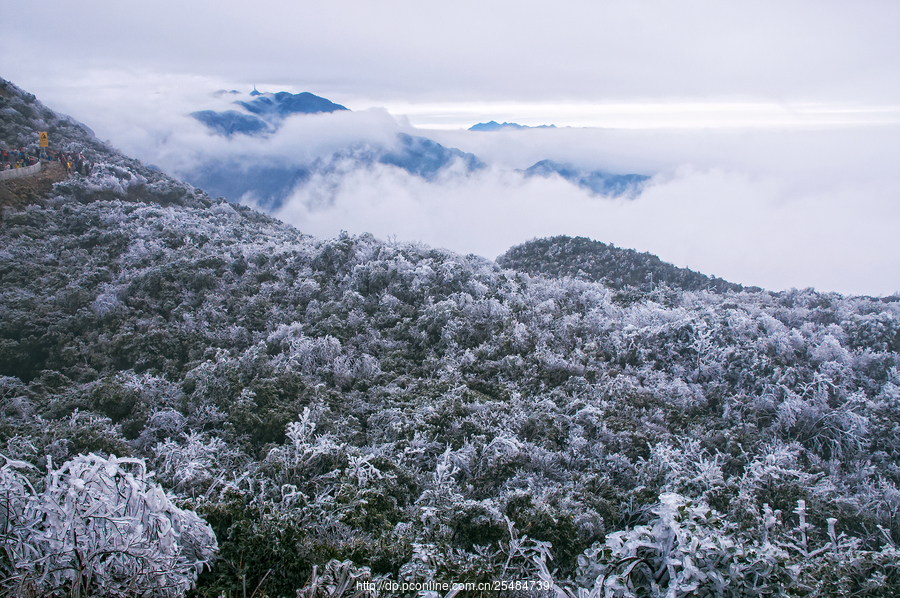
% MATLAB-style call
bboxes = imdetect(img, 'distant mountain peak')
[192,90,348,137]
[469,121,556,131]
[236,91,348,119]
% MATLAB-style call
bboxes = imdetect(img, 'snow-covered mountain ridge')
[499,235,752,293]
[469,120,556,131]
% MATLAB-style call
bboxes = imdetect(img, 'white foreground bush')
[0,453,217,597]
[532,492,900,598]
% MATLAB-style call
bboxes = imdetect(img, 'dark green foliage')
[498,235,749,293]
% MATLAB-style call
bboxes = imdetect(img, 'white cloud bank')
[265,136,900,296]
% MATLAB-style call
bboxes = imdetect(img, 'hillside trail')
[0,161,69,211]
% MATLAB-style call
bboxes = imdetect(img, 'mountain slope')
[190,109,270,136]
[1,77,211,210]
[523,159,650,197]
[379,132,484,180]
[2,79,900,598]
[4,193,899,596]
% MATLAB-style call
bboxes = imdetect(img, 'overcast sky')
[2,1,899,294]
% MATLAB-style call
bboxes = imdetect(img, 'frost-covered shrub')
[0,453,217,597]
[561,493,793,597]
[2,163,900,597]
[44,409,133,461]
[90,282,125,314]
[152,431,247,498]
[546,493,900,598]
[0,376,33,423]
